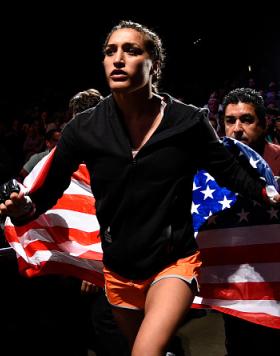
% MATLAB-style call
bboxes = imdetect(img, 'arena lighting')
[193,38,202,45]
[248,65,252,72]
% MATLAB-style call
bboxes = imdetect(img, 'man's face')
[224,102,265,149]
[46,131,61,150]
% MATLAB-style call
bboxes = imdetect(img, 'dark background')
[1,5,279,115]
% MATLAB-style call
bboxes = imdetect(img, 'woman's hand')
[0,179,34,219]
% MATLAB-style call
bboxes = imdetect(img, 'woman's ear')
[150,60,160,80]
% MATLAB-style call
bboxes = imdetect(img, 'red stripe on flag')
[29,148,57,193]
[15,240,102,261]
[53,194,96,214]
[17,257,105,287]
[200,243,280,265]
[5,225,101,245]
[200,281,280,300]
[212,306,280,329]
[72,164,90,185]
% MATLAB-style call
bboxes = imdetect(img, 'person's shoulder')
[266,141,280,154]
[66,99,104,126]
[28,150,49,162]
[75,95,112,120]
[264,142,280,176]
[23,150,49,172]
[164,93,206,115]
[162,93,208,128]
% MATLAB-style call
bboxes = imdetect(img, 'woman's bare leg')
[132,278,194,356]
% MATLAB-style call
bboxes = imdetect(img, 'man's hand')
[80,280,99,295]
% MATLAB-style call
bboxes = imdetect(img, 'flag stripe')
[53,194,96,214]
[200,243,280,265]
[5,225,100,245]
[11,239,102,259]
[64,179,93,196]
[199,262,280,283]
[6,210,100,232]
[200,281,280,300]
[72,164,91,186]
[17,257,104,287]
[14,247,104,272]
[193,297,280,316]
[197,225,279,248]
[28,149,56,193]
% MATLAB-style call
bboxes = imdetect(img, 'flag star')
[193,181,201,191]
[204,210,213,219]
[191,202,200,214]
[249,156,259,169]
[203,172,215,183]
[218,196,233,210]
[267,207,279,219]
[237,208,250,222]
[200,185,215,200]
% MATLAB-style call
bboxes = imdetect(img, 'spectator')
[222,87,280,356]
[19,128,61,180]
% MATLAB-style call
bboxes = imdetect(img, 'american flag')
[4,150,105,287]
[4,138,280,328]
[192,137,280,328]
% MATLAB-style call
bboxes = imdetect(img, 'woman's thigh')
[133,277,194,354]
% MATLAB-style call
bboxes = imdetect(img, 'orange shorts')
[103,250,202,310]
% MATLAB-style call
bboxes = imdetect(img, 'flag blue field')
[192,137,280,328]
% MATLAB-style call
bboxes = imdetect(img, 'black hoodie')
[27,94,265,279]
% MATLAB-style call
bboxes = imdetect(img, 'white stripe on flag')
[197,225,280,248]
[193,297,280,317]
[199,262,280,283]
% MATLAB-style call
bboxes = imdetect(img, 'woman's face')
[103,28,154,94]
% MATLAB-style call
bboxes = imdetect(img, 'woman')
[1,21,279,356]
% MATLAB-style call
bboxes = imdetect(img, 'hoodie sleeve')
[28,117,84,218]
[194,110,265,203]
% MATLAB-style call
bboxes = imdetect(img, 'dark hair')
[45,128,61,141]
[222,88,266,127]
[69,88,103,115]
[103,20,165,91]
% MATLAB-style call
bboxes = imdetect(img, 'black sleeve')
[29,118,84,217]
[195,110,265,202]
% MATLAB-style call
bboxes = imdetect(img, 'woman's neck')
[113,91,165,150]
[113,87,157,120]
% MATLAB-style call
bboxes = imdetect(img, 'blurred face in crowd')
[103,28,155,94]
[46,131,61,150]
[224,102,265,149]
[208,98,219,113]
[275,117,280,132]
